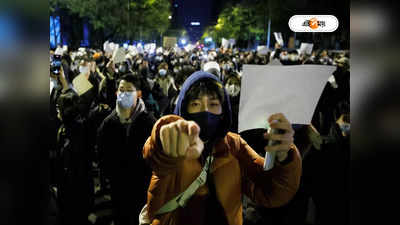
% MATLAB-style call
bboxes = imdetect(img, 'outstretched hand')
[160,120,204,159]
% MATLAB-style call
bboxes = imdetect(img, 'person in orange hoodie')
[142,71,302,225]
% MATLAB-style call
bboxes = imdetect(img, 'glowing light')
[180,38,187,45]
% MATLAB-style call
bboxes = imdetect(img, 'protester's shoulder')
[137,110,157,125]
[101,109,118,125]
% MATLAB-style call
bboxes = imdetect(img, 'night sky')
[172,0,348,44]
[172,0,233,42]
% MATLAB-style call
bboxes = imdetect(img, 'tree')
[51,0,171,42]
[202,0,292,48]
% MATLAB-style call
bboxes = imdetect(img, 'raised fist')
[160,120,204,159]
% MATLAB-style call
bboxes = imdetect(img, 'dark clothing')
[55,118,93,225]
[50,87,76,185]
[228,94,240,133]
[97,101,156,225]
[87,104,113,165]
[312,69,350,136]
[301,123,349,225]
[99,75,117,109]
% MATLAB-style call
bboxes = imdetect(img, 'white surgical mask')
[280,55,289,61]
[79,65,90,75]
[159,69,167,76]
[117,91,137,109]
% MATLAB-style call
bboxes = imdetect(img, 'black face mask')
[186,111,222,143]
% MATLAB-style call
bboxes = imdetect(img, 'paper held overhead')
[273,32,284,46]
[221,38,229,48]
[103,41,114,54]
[298,43,314,55]
[112,47,126,64]
[257,45,269,55]
[72,73,94,96]
[238,65,335,133]
[54,47,64,55]
[229,39,236,48]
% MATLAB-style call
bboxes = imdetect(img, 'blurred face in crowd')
[321,50,328,58]
[79,60,91,75]
[117,80,138,109]
[225,77,241,97]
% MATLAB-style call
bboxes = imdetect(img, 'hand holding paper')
[238,65,335,170]
[263,113,295,153]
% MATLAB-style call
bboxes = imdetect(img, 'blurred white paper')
[221,38,229,48]
[144,44,151,52]
[128,45,137,56]
[238,65,335,132]
[72,73,93,96]
[103,41,109,50]
[184,44,195,52]
[257,45,269,55]
[273,32,284,46]
[229,39,236,48]
[298,43,314,55]
[112,47,126,64]
[104,41,114,54]
[55,47,64,55]
[137,43,144,54]
[156,47,163,54]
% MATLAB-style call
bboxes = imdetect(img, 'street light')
[168,15,172,20]
[180,38,187,45]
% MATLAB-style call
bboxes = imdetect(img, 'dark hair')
[182,78,225,115]
[57,91,80,123]
[117,73,142,90]
[175,66,196,87]
[205,68,220,79]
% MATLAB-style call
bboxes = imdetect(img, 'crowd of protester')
[49,42,349,225]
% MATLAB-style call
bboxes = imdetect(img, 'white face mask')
[289,54,299,61]
[280,55,289,61]
[117,91,137,109]
[79,65,90,75]
[159,69,167,76]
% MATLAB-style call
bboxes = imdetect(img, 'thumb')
[188,121,200,142]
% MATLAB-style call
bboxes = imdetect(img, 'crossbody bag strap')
[155,155,214,215]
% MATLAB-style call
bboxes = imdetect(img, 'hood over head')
[174,71,232,140]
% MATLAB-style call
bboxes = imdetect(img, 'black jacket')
[96,101,156,219]
[55,118,93,225]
